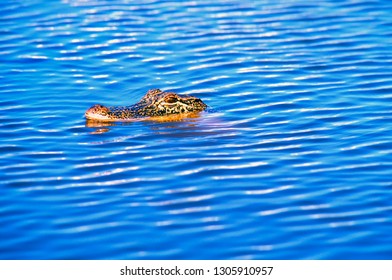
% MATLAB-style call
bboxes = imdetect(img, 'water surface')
[1,0,392,259]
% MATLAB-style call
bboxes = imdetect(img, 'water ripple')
[1,0,392,259]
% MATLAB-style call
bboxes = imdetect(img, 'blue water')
[1,0,392,259]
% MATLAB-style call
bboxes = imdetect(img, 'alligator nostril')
[85,104,111,119]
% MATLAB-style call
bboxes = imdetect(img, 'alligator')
[85,89,207,121]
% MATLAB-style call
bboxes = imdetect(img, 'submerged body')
[85,89,207,122]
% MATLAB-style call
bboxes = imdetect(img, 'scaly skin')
[85,89,207,121]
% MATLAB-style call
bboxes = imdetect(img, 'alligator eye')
[165,96,177,103]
